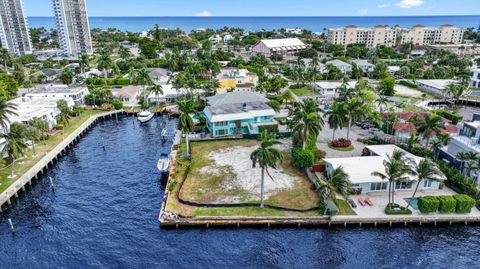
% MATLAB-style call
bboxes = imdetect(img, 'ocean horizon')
[28,15,480,33]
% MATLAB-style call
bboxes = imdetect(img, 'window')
[423,180,432,188]
[215,121,228,127]
[215,129,228,136]
[395,182,413,190]
[370,182,388,191]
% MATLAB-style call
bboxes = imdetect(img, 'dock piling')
[8,218,15,235]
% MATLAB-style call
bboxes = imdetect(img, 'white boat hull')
[157,158,170,173]
[138,112,154,123]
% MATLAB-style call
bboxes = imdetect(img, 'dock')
[0,110,124,211]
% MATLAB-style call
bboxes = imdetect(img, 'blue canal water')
[28,16,480,33]
[1,116,480,268]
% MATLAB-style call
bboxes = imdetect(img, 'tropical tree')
[29,117,49,145]
[176,99,196,157]
[407,133,420,150]
[456,151,470,175]
[292,100,324,149]
[414,114,443,146]
[318,166,352,202]
[0,100,18,130]
[97,52,113,84]
[79,53,90,78]
[345,98,368,140]
[0,129,27,178]
[405,159,443,210]
[250,131,284,208]
[118,46,131,61]
[148,84,164,106]
[134,67,153,104]
[375,95,389,113]
[372,149,413,209]
[430,139,443,160]
[325,102,347,140]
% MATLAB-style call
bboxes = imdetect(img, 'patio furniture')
[358,198,366,206]
[365,197,373,206]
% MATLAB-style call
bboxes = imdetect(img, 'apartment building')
[327,24,464,48]
[0,0,32,55]
[52,0,93,58]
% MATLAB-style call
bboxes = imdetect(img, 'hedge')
[398,80,417,89]
[437,196,457,213]
[291,147,314,169]
[454,194,476,213]
[385,203,412,215]
[418,196,440,214]
[434,110,463,124]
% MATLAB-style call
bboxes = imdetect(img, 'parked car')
[348,199,358,209]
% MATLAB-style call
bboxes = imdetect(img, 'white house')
[471,68,480,89]
[209,34,222,44]
[415,79,457,97]
[223,34,234,43]
[351,59,375,73]
[251,38,307,56]
[324,145,443,194]
[326,60,352,74]
[146,84,203,104]
[22,85,90,106]
[111,86,142,107]
[315,81,357,100]
[216,67,259,94]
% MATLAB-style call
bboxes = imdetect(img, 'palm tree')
[372,149,413,209]
[250,131,284,208]
[29,117,49,145]
[415,114,443,147]
[319,166,352,202]
[1,130,27,178]
[0,48,10,71]
[430,139,443,160]
[325,102,347,140]
[345,98,367,140]
[292,100,324,149]
[148,84,164,106]
[375,95,388,113]
[0,100,18,130]
[405,159,443,210]
[135,67,153,104]
[97,52,113,84]
[79,53,90,78]
[176,99,196,158]
[25,125,41,156]
[436,133,452,146]
[118,46,131,61]
[456,151,470,175]
[407,133,420,150]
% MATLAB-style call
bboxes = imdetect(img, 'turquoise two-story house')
[203,92,277,137]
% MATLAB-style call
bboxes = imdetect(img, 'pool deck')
[0,110,124,211]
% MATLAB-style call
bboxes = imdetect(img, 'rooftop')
[416,79,457,90]
[316,81,357,89]
[207,92,269,107]
[25,85,88,94]
[207,101,272,116]
[259,38,306,49]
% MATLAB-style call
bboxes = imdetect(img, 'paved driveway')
[317,124,370,158]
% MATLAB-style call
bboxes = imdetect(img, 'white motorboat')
[137,111,154,123]
[157,153,170,173]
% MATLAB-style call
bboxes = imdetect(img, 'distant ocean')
[28,16,480,33]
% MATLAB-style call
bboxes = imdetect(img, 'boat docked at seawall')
[137,111,154,123]
[157,153,170,174]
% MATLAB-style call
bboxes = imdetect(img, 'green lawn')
[290,87,319,97]
[335,199,356,215]
[0,109,105,194]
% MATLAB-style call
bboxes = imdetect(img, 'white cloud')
[395,0,424,9]
[358,9,369,15]
[194,11,213,17]
[377,3,392,8]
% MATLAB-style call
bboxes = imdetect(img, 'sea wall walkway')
[0,110,124,211]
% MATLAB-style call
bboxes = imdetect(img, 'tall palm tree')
[1,130,27,178]
[250,131,284,208]
[430,139,443,160]
[319,166,352,202]
[372,149,413,209]
[407,133,420,150]
[148,84,164,106]
[375,95,388,113]
[79,53,90,78]
[97,52,113,84]
[345,98,367,140]
[176,99,196,157]
[118,46,131,61]
[415,114,443,147]
[0,100,18,130]
[29,117,49,145]
[135,67,153,104]
[456,151,470,175]
[292,100,324,149]
[405,159,443,210]
[25,125,41,156]
[325,102,347,140]
[437,133,452,146]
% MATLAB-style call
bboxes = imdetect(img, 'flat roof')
[316,81,357,89]
[260,38,306,49]
[416,79,457,90]
[207,101,272,116]
[207,92,268,107]
[25,85,88,94]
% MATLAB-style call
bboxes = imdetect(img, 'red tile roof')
[394,123,416,133]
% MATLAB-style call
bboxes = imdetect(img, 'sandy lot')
[395,85,424,98]
[203,141,296,199]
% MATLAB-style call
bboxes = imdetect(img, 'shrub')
[113,78,131,85]
[330,138,352,148]
[291,147,314,169]
[437,195,457,213]
[398,80,417,89]
[315,149,326,161]
[418,196,440,214]
[434,110,463,124]
[258,124,278,134]
[111,101,124,110]
[168,179,177,192]
[454,194,476,213]
[56,124,64,130]
[385,203,412,215]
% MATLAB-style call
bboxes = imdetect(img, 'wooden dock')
[0,110,124,211]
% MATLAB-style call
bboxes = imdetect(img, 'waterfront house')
[251,38,307,56]
[203,92,276,137]
[324,145,442,194]
[22,84,90,106]
[111,86,142,107]
[415,79,457,97]
[148,68,170,84]
[326,60,352,74]
[351,60,375,73]
[147,84,200,104]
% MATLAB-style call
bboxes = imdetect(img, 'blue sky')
[23,0,480,17]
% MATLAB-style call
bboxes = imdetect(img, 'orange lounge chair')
[365,197,373,206]
[358,198,366,206]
